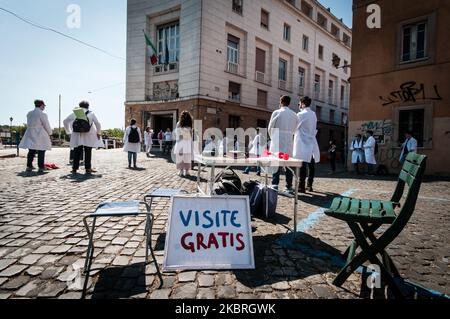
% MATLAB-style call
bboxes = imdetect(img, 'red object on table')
[283,153,290,160]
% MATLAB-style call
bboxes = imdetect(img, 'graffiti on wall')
[358,119,393,145]
[379,81,442,106]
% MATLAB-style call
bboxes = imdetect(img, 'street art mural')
[379,81,442,106]
[358,119,393,145]
[356,119,402,171]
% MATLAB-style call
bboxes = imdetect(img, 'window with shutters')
[229,115,241,129]
[232,0,243,15]
[343,33,351,46]
[261,9,269,30]
[314,74,321,99]
[283,23,291,42]
[227,34,240,74]
[278,59,287,82]
[302,35,309,52]
[318,45,324,60]
[157,23,180,64]
[228,82,241,103]
[316,106,322,121]
[257,90,268,107]
[331,24,340,39]
[328,80,334,103]
[329,109,335,123]
[298,67,305,95]
[317,13,327,30]
[401,21,427,62]
[255,48,266,83]
[301,1,312,18]
[399,109,424,147]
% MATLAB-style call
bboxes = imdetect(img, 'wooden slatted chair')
[325,153,427,298]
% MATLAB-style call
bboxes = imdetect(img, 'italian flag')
[144,31,158,65]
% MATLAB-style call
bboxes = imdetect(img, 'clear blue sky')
[0,0,352,130]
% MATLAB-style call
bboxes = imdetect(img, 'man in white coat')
[363,130,377,175]
[293,96,320,193]
[19,100,52,173]
[399,130,417,164]
[350,134,365,174]
[64,101,103,174]
[268,95,299,192]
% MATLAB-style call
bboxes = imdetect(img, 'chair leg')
[82,217,97,299]
[146,213,163,289]
[347,222,404,299]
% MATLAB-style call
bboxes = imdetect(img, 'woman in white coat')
[63,101,103,174]
[173,111,193,177]
[399,130,417,164]
[19,100,52,173]
[123,119,142,169]
[293,96,320,193]
[350,134,365,174]
[144,127,154,157]
[363,130,377,175]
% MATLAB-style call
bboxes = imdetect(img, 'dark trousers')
[300,158,316,189]
[163,141,172,153]
[330,155,336,172]
[73,146,92,170]
[272,167,293,188]
[70,149,83,161]
[27,150,45,169]
[128,152,137,167]
[367,163,376,175]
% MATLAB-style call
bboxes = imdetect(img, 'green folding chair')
[325,153,427,298]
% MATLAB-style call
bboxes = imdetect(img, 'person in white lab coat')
[268,95,299,192]
[293,96,321,193]
[243,128,263,176]
[123,119,142,169]
[144,127,154,157]
[363,130,377,175]
[64,101,103,174]
[350,134,365,174]
[173,111,193,176]
[19,100,52,173]
[399,130,418,164]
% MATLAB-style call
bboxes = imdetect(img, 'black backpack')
[128,127,140,143]
[73,111,91,133]
[213,168,242,195]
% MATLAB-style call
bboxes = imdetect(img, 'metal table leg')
[293,167,300,238]
[209,163,215,195]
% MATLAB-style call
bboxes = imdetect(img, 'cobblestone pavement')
[0,148,448,299]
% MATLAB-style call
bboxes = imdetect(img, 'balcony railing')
[153,62,179,75]
[228,94,241,103]
[255,71,265,83]
[226,61,239,74]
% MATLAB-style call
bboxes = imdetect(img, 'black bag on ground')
[213,168,242,195]
[128,127,140,143]
[248,182,278,219]
[72,111,91,133]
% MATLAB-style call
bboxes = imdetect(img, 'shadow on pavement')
[59,173,103,183]
[16,171,49,177]
[90,262,148,299]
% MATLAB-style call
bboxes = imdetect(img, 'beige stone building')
[350,0,450,175]
[126,0,351,154]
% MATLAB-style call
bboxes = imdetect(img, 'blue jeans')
[272,167,293,188]
[128,152,137,167]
